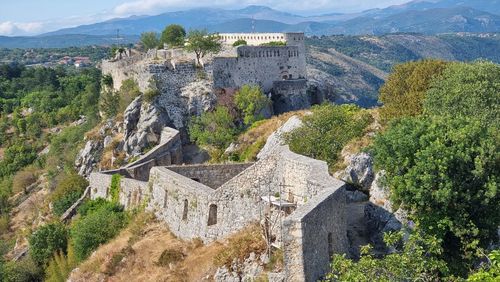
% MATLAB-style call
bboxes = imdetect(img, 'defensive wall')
[89,144,348,281]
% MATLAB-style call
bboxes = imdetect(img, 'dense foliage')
[51,174,88,216]
[160,24,186,47]
[70,200,127,261]
[189,106,238,151]
[140,32,160,50]
[234,85,271,126]
[29,223,68,266]
[424,61,500,125]
[286,104,372,168]
[379,59,448,124]
[373,116,499,273]
[232,39,247,47]
[325,231,448,281]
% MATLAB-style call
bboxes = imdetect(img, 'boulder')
[257,115,303,160]
[364,202,402,252]
[338,152,375,192]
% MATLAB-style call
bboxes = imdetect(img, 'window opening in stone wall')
[328,232,334,258]
[163,191,168,208]
[182,199,188,221]
[208,204,218,226]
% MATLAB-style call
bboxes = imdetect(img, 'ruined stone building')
[89,126,349,281]
[101,32,311,115]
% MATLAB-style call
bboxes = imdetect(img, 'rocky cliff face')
[122,78,217,156]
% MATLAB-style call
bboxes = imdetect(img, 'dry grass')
[99,133,125,170]
[69,215,227,282]
[69,217,274,282]
[231,110,308,161]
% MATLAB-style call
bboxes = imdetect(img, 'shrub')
[260,41,286,46]
[467,250,500,281]
[234,85,271,126]
[372,116,499,274]
[117,79,141,112]
[44,244,77,282]
[70,201,126,261]
[232,39,247,47]
[285,104,372,168]
[378,59,448,124]
[2,257,43,282]
[98,90,119,118]
[156,248,185,266]
[12,167,39,195]
[324,231,448,281]
[77,198,119,217]
[189,106,239,150]
[424,60,500,125]
[51,174,88,216]
[29,222,68,266]
[143,77,161,103]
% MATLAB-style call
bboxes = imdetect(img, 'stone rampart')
[213,45,306,93]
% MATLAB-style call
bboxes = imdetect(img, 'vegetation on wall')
[185,30,222,66]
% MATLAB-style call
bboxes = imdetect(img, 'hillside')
[306,33,500,106]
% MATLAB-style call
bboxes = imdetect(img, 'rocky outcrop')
[180,79,216,116]
[369,171,393,212]
[364,202,402,253]
[257,115,303,160]
[75,119,122,176]
[75,140,103,176]
[337,152,375,192]
[123,79,217,155]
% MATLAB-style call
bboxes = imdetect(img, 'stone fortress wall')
[101,32,311,116]
[89,135,349,281]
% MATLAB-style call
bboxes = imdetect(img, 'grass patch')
[156,248,185,266]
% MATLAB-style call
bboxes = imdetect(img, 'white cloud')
[0,21,44,36]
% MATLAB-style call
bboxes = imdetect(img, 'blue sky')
[0,0,410,36]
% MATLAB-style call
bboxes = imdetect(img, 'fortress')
[101,32,311,114]
[93,33,350,281]
[89,127,349,282]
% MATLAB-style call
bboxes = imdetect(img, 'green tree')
[160,24,186,48]
[189,106,238,150]
[325,231,449,281]
[185,30,222,66]
[140,32,160,50]
[378,59,448,124]
[372,116,499,274]
[29,222,68,266]
[234,85,270,126]
[424,60,500,125]
[285,104,373,168]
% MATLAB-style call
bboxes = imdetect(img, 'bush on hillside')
[424,60,500,125]
[51,174,88,216]
[70,201,126,261]
[161,24,186,47]
[29,222,68,266]
[378,59,448,124]
[189,106,239,150]
[285,104,372,168]
[234,85,271,126]
[1,257,43,282]
[372,116,499,274]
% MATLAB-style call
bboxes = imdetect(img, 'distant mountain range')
[0,0,500,48]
